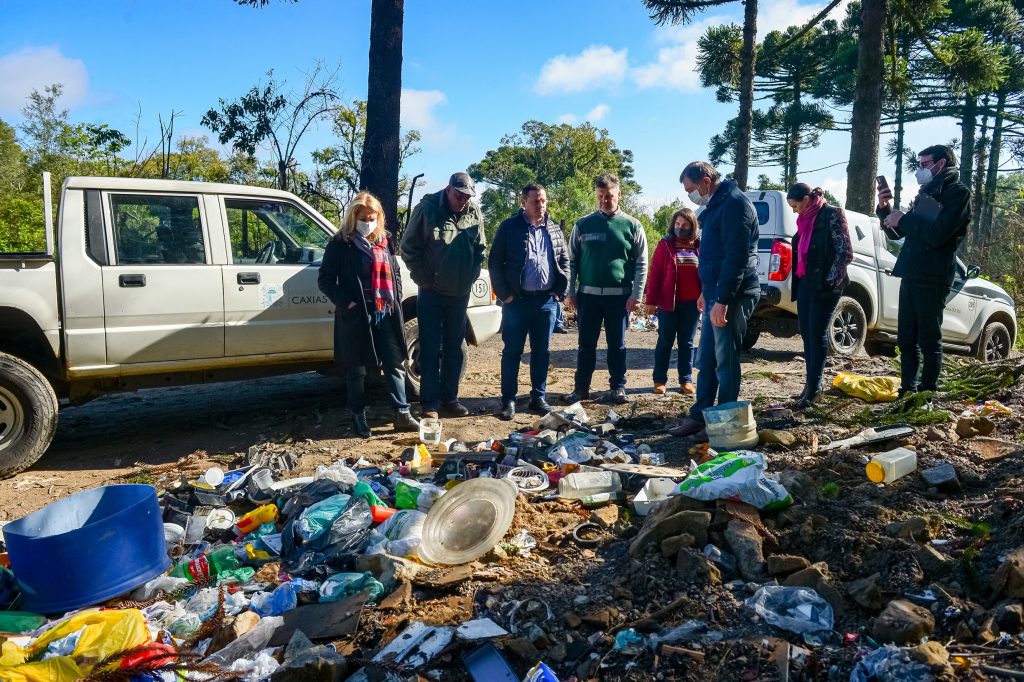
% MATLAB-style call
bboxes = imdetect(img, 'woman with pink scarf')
[787,183,853,409]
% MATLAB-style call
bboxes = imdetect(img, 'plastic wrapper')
[320,571,385,603]
[833,371,900,402]
[374,508,427,557]
[130,575,189,601]
[315,462,360,486]
[282,497,374,577]
[676,451,792,510]
[962,399,1012,417]
[249,582,299,617]
[186,587,249,621]
[295,493,352,542]
[849,644,933,682]
[204,615,283,667]
[550,432,599,464]
[280,479,349,518]
[394,479,444,511]
[228,650,281,682]
[745,586,834,634]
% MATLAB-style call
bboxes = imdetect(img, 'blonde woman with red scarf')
[644,208,701,395]
[786,183,853,410]
[318,191,420,437]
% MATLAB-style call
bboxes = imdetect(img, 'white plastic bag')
[675,451,792,510]
[377,509,427,557]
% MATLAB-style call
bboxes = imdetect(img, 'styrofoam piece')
[633,477,678,516]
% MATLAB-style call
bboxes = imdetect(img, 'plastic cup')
[246,467,274,501]
[199,467,225,487]
[163,522,185,545]
[205,508,236,531]
[419,418,442,446]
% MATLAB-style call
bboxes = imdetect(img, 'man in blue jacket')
[670,161,760,441]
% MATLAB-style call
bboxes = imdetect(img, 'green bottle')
[170,545,241,582]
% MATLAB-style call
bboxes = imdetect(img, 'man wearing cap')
[400,172,486,419]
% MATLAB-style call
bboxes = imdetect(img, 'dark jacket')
[791,205,853,302]
[400,189,486,297]
[317,235,407,371]
[876,168,971,286]
[488,210,569,301]
[696,179,760,305]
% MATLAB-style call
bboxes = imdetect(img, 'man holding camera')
[876,144,971,396]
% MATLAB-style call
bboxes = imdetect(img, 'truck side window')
[84,190,109,265]
[110,194,206,265]
[225,199,329,265]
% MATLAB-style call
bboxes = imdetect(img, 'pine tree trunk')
[845,0,886,213]
[734,0,758,191]
[278,159,288,190]
[893,99,906,208]
[981,90,1006,242]
[960,94,976,191]
[360,0,404,246]
[972,99,988,243]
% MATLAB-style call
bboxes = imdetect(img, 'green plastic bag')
[319,571,385,603]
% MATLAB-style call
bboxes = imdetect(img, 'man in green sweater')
[565,174,648,405]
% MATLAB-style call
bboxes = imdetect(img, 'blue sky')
[1,0,959,213]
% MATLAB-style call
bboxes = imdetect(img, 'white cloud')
[819,175,848,204]
[401,88,455,145]
[535,45,628,95]
[585,104,610,122]
[558,113,578,124]
[0,46,89,114]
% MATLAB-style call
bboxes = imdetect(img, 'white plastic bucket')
[703,401,759,450]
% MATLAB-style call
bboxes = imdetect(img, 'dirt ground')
[4,327,1024,680]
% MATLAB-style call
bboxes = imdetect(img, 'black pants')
[797,285,841,397]
[897,279,948,392]
[575,293,629,391]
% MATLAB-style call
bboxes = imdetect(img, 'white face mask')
[688,188,710,206]
[356,219,376,236]
[915,167,934,185]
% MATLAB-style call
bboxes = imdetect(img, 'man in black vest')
[876,144,971,396]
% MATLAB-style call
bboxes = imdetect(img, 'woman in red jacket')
[645,208,702,395]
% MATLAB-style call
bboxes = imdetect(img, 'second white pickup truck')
[0,176,503,478]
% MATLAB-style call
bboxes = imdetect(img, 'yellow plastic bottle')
[234,503,279,535]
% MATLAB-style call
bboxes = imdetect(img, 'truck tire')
[0,352,58,478]
[741,328,761,351]
[403,319,468,400]
[975,321,1011,361]
[828,296,867,357]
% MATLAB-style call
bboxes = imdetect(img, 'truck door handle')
[118,274,146,287]
[237,272,261,285]
[883,268,893,276]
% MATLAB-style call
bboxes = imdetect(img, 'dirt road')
[0,328,810,518]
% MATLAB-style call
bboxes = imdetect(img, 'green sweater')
[568,210,648,298]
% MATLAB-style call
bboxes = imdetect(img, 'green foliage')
[468,120,639,240]
[820,481,840,498]
[0,119,27,192]
[0,194,45,252]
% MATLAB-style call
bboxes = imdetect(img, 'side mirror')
[967,265,981,279]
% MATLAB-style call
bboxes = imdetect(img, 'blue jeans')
[575,292,629,391]
[654,301,700,385]
[554,302,565,330]
[688,293,758,424]
[347,314,410,412]
[797,286,841,397]
[500,292,557,402]
[417,288,470,410]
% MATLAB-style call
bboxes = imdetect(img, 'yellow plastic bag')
[833,371,900,402]
[0,657,84,682]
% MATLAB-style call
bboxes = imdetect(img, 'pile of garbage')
[2,390,1024,681]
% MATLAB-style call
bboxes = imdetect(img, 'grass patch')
[820,481,840,498]
[120,471,155,485]
[941,514,992,540]
[851,391,951,427]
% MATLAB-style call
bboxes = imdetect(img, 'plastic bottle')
[558,471,623,499]
[866,447,918,483]
[234,503,279,535]
[169,545,241,582]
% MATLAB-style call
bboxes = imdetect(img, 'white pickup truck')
[0,176,502,478]
[745,189,1017,359]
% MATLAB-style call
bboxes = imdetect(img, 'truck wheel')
[0,352,58,478]
[403,319,468,400]
[828,296,867,357]
[741,328,761,351]
[976,321,1011,361]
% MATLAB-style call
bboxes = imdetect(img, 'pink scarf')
[796,195,826,278]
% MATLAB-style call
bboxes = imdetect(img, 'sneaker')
[681,382,696,395]
[440,401,470,418]
[528,397,553,414]
[352,411,371,438]
[668,417,704,438]
[653,384,667,395]
[608,388,628,404]
[564,389,591,403]
[393,410,420,433]
[499,400,516,420]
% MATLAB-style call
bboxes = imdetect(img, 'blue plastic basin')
[4,484,170,613]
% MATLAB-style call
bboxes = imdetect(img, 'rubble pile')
[1,359,1024,682]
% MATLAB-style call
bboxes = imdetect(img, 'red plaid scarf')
[368,235,396,321]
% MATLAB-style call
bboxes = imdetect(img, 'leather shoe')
[796,391,820,411]
[440,401,470,418]
[653,384,666,395]
[553,327,568,334]
[499,400,516,420]
[668,417,704,438]
[608,388,628,404]
[422,409,439,419]
[564,389,590,403]
[681,382,696,395]
[352,411,371,438]
[528,397,553,414]
[393,410,420,432]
